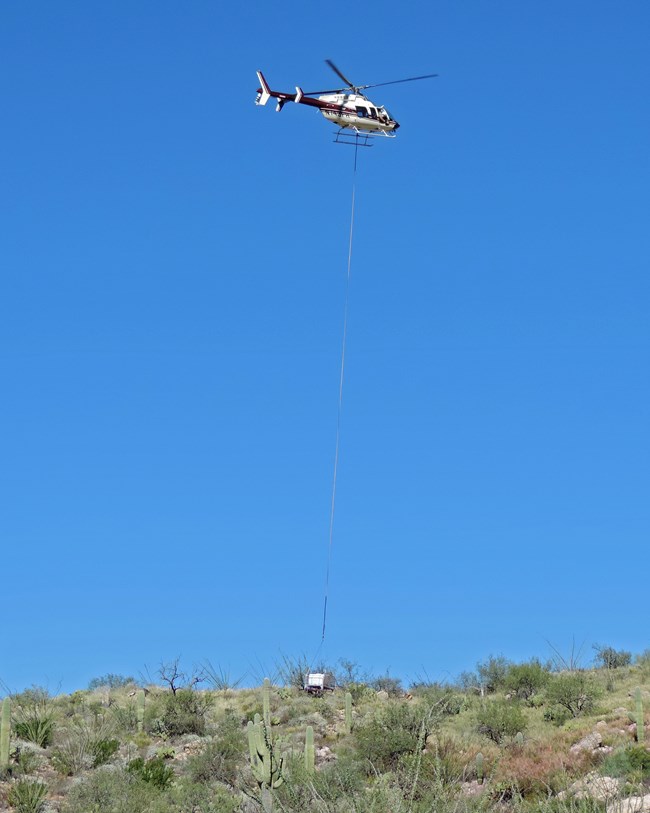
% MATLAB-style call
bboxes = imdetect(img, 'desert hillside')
[1,648,649,812]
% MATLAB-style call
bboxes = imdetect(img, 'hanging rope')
[320,139,359,644]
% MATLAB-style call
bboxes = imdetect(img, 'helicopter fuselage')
[316,93,398,133]
[255,72,399,135]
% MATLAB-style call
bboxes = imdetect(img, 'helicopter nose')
[393,121,400,130]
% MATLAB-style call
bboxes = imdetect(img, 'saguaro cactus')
[476,752,484,784]
[345,691,353,734]
[263,678,271,728]
[305,725,315,774]
[136,689,146,733]
[1,697,10,773]
[635,687,645,744]
[248,713,283,813]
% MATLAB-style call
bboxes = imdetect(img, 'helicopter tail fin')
[256,71,272,106]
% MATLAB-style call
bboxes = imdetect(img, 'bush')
[505,659,550,703]
[476,699,527,744]
[410,684,467,715]
[476,655,512,694]
[91,737,120,767]
[166,779,240,813]
[88,673,136,690]
[354,703,434,773]
[64,766,159,813]
[127,756,175,790]
[346,682,375,704]
[593,646,632,670]
[493,741,586,798]
[155,688,212,737]
[545,672,600,718]
[14,716,54,749]
[13,690,55,748]
[13,747,42,777]
[543,705,572,726]
[7,780,48,813]
[371,673,403,696]
[186,710,244,786]
[601,745,650,781]
[51,718,119,775]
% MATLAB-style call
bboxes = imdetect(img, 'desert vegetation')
[1,646,649,812]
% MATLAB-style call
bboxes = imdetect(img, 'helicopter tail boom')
[256,71,272,106]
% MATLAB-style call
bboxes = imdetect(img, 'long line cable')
[320,140,359,643]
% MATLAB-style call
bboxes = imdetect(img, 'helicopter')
[255,59,437,140]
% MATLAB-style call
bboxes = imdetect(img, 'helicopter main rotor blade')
[325,59,356,89]
[357,73,439,91]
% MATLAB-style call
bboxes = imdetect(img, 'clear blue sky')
[2,1,649,693]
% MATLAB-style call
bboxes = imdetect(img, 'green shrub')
[14,747,41,776]
[110,700,140,735]
[155,746,176,760]
[476,698,527,744]
[601,745,650,781]
[543,705,571,726]
[64,766,159,813]
[155,688,212,737]
[636,649,650,678]
[13,691,55,748]
[354,702,434,773]
[186,710,244,786]
[346,682,375,704]
[476,655,512,694]
[545,672,600,718]
[52,719,118,775]
[411,684,468,715]
[7,779,48,813]
[593,646,632,670]
[166,779,240,813]
[91,737,120,767]
[505,659,550,703]
[88,674,136,690]
[527,797,608,813]
[14,717,54,749]
[371,673,403,696]
[127,756,174,790]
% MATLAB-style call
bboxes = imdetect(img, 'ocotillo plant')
[345,691,353,734]
[635,687,645,744]
[136,689,146,734]
[476,752,484,784]
[304,725,315,775]
[0,697,10,773]
[263,678,271,728]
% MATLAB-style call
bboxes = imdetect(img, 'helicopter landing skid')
[333,128,396,147]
